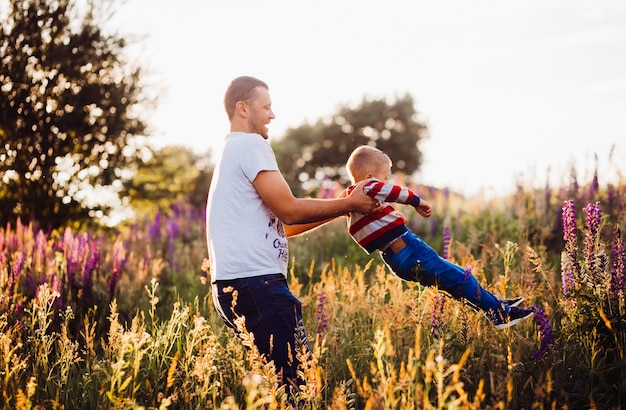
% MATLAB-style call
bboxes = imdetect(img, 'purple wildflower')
[34,230,47,273]
[561,200,578,295]
[11,251,25,278]
[544,183,552,211]
[430,293,446,338]
[51,275,63,310]
[83,247,99,301]
[430,217,438,239]
[532,307,555,360]
[108,239,127,301]
[149,211,162,241]
[8,251,25,297]
[167,219,179,266]
[582,202,602,266]
[172,202,182,217]
[607,185,615,210]
[442,226,451,260]
[611,228,625,303]
[143,244,152,273]
[316,292,328,335]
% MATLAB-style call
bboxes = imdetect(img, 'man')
[206,76,380,390]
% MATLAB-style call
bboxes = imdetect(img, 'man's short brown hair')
[224,76,269,120]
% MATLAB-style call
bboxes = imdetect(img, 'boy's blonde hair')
[346,145,392,184]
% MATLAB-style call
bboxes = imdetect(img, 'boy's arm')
[364,179,432,217]
[363,179,421,207]
[415,199,433,218]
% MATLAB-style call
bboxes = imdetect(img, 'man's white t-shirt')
[206,132,289,282]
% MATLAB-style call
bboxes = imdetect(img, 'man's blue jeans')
[381,231,506,315]
[211,273,307,388]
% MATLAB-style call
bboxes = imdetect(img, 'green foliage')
[121,145,213,217]
[0,0,148,229]
[273,94,427,195]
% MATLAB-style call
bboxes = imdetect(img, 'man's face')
[246,87,275,139]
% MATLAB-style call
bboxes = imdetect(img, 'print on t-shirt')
[266,211,288,262]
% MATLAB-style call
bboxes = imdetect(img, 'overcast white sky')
[115,0,626,197]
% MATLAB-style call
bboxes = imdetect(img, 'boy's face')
[372,160,392,182]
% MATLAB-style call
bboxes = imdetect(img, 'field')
[0,176,625,409]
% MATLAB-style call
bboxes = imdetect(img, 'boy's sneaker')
[491,306,535,330]
[499,296,524,307]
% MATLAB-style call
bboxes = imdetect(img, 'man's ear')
[235,101,248,118]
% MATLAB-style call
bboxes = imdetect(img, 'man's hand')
[416,199,433,218]
[347,180,383,214]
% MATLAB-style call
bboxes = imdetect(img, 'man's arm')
[253,170,380,226]
[284,218,337,237]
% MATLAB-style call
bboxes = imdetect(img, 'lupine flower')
[9,231,18,253]
[430,293,446,338]
[108,238,128,301]
[8,251,25,297]
[316,292,328,335]
[143,244,152,274]
[611,228,625,308]
[172,202,182,217]
[149,211,162,241]
[167,219,180,266]
[544,183,552,212]
[34,230,47,272]
[64,232,88,290]
[430,217,438,239]
[607,185,615,210]
[617,190,624,217]
[11,251,25,278]
[83,247,99,301]
[582,202,602,265]
[561,258,575,298]
[442,226,451,260]
[561,200,577,295]
[532,307,555,360]
[51,274,63,310]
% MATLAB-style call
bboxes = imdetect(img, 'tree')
[120,146,213,218]
[0,0,148,228]
[272,94,428,195]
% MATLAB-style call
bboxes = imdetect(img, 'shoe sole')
[506,297,525,307]
[494,311,535,330]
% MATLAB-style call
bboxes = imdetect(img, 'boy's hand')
[416,199,433,218]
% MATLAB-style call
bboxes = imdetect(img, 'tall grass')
[0,171,624,408]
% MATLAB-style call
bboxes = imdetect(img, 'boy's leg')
[382,233,534,329]
[382,232,507,315]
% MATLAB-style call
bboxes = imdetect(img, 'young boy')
[344,145,534,330]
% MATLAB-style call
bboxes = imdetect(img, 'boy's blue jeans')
[212,273,307,389]
[381,232,506,315]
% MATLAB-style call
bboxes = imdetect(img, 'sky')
[114,0,626,197]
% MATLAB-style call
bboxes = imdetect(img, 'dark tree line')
[0,0,147,228]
